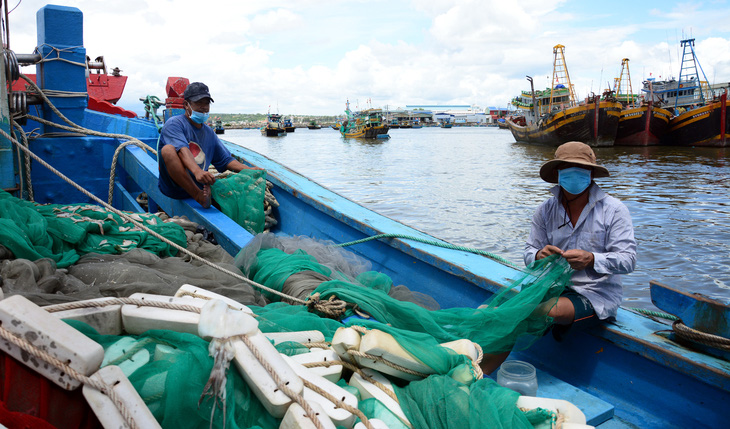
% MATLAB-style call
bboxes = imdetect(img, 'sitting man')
[480,141,637,375]
[525,141,636,339]
[158,82,259,208]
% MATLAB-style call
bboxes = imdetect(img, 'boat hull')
[667,92,729,147]
[341,125,390,139]
[507,101,622,147]
[614,104,672,146]
[261,127,286,137]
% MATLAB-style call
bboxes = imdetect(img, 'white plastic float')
[349,368,411,427]
[174,283,254,314]
[280,401,337,429]
[356,329,479,381]
[266,330,326,345]
[331,326,361,363]
[82,364,161,429]
[0,295,104,390]
[516,396,595,429]
[121,292,208,336]
[289,348,343,383]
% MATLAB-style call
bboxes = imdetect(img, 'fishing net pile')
[0,189,574,428]
[54,234,571,429]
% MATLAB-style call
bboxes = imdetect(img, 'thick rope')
[672,320,730,351]
[624,306,679,321]
[302,359,401,404]
[0,325,139,429]
[43,297,204,314]
[301,378,374,429]
[346,349,430,378]
[335,233,521,269]
[238,334,326,429]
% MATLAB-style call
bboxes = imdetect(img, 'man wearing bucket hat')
[158,82,260,208]
[525,141,636,339]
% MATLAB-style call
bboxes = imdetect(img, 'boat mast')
[550,44,576,111]
[675,38,714,109]
[616,58,635,108]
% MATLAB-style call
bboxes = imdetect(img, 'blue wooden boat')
[1,4,728,429]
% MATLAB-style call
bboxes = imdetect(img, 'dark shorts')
[550,290,601,341]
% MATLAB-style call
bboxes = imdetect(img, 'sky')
[8,0,730,116]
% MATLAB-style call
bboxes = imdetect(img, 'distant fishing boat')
[284,117,296,133]
[339,100,389,138]
[214,119,225,135]
[662,39,729,147]
[507,44,622,147]
[307,121,321,130]
[260,113,287,137]
[440,121,453,128]
[613,59,672,146]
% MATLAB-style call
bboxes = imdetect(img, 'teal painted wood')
[651,281,730,339]
[534,368,614,426]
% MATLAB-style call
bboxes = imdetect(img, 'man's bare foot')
[196,185,211,208]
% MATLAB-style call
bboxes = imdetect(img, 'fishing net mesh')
[0,187,571,428]
[211,170,267,235]
[0,190,187,268]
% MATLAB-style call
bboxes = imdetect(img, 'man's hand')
[536,245,563,260]
[194,170,216,185]
[562,249,594,271]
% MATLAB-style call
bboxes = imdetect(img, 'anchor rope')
[672,320,730,351]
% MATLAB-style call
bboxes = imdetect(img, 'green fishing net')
[68,320,279,429]
[211,170,267,235]
[0,190,186,268]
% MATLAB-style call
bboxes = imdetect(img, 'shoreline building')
[406,105,488,125]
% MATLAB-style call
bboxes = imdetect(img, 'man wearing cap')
[525,141,636,339]
[158,82,259,208]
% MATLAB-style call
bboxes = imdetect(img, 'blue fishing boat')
[0,4,728,429]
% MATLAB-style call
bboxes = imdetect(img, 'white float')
[331,327,361,363]
[121,293,208,336]
[349,368,411,427]
[0,295,104,390]
[233,331,304,418]
[516,396,594,428]
[289,349,343,383]
[83,365,161,429]
[282,355,359,428]
[265,330,326,346]
[174,284,253,314]
[280,401,337,429]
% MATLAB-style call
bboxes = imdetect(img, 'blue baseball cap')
[183,82,214,103]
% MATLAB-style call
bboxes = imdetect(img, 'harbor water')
[225,126,730,310]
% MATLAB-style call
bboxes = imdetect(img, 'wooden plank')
[534,368,614,426]
[650,281,730,339]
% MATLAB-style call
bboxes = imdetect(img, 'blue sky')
[10,0,730,115]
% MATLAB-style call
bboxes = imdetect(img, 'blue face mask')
[189,110,209,124]
[558,167,592,195]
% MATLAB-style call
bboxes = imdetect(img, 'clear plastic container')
[497,360,538,396]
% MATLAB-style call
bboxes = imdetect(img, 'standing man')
[525,141,637,339]
[158,82,259,208]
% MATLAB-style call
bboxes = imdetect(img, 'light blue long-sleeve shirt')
[524,184,637,319]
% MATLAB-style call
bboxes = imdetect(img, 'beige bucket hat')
[539,141,610,183]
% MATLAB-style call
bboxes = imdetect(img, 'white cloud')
[7,0,730,116]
